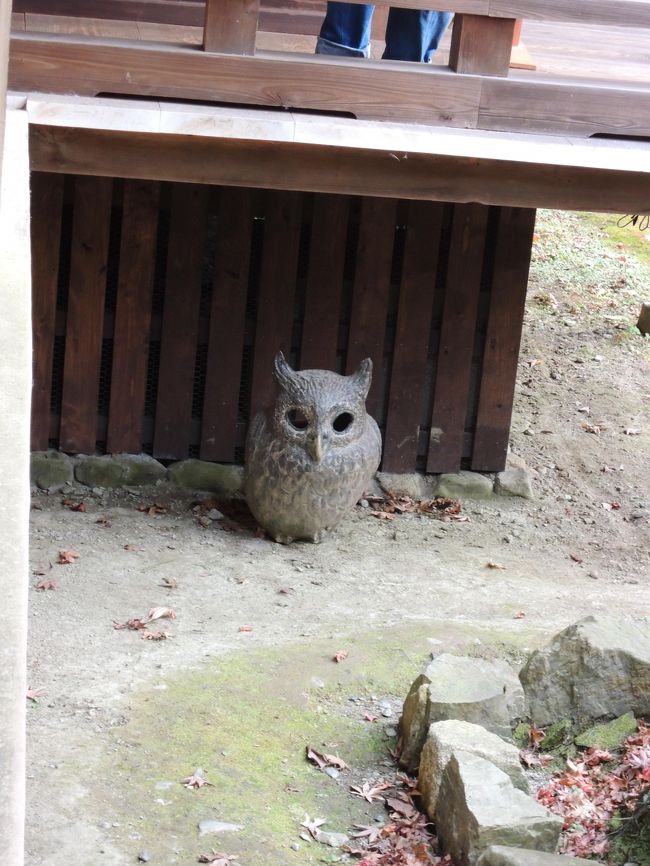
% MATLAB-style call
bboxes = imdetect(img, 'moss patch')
[92,622,535,864]
[575,713,638,750]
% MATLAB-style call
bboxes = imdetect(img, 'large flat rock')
[519,616,650,725]
[477,845,595,866]
[400,655,525,771]
[436,753,563,866]
[418,720,529,818]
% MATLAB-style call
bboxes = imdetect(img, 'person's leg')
[316,2,375,58]
[383,9,453,62]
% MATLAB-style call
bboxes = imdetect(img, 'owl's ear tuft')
[273,351,297,389]
[350,357,373,399]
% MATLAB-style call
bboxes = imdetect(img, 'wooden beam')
[450,13,515,76]
[11,0,650,24]
[203,0,260,54]
[10,33,650,136]
[29,125,650,215]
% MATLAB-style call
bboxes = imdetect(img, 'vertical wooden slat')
[30,172,64,450]
[427,202,488,473]
[153,183,208,459]
[249,190,302,417]
[59,176,113,453]
[200,187,253,462]
[345,196,396,420]
[203,0,260,54]
[106,180,160,454]
[300,194,349,372]
[471,206,536,470]
[449,13,515,77]
[382,200,443,473]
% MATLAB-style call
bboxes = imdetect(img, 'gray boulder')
[31,450,74,490]
[520,616,650,726]
[400,654,525,771]
[418,720,529,818]
[436,753,562,866]
[437,471,493,500]
[168,459,243,495]
[477,846,594,866]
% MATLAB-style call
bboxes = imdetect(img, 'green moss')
[89,622,536,863]
[512,723,531,748]
[608,799,650,866]
[575,713,638,750]
[541,719,573,752]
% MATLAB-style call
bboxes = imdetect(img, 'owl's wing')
[245,411,267,467]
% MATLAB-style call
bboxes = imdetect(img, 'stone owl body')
[244,353,382,544]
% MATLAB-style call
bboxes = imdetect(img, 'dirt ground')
[25,210,650,866]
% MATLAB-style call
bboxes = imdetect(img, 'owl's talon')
[273,533,294,545]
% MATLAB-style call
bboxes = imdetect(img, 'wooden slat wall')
[30,172,535,473]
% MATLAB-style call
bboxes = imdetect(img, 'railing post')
[449,13,516,76]
[203,0,261,55]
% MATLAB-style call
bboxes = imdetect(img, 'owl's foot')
[309,530,327,544]
[272,533,294,545]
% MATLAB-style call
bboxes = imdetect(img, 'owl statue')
[244,352,382,544]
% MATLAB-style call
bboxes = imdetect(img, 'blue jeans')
[317,3,453,62]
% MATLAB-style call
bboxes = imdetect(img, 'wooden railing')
[8,0,650,136]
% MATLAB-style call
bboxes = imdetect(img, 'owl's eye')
[286,408,310,431]
[333,412,354,433]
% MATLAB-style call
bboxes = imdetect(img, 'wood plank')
[450,13,515,76]
[30,172,64,450]
[203,0,259,54]
[427,203,488,473]
[29,125,650,215]
[300,194,349,372]
[59,175,113,453]
[9,34,482,128]
[382,200,443,473]
[200,187,252,462]
[479,75,650,136]
[345,197,396,420]
[471,206,535,470]
[153,183,208,459]
[24,12,140,36]
[11,0,650,24]
[249,191,302,417]
[11,12,26,30]
[106,180,160,454]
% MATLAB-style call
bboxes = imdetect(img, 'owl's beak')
[309,433,323,464]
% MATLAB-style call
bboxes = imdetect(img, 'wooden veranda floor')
[10,12,650,87]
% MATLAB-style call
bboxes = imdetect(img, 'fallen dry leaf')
[182,768,214,789]
[124,543,138,552]
[581,421,602,435]
[300,813,327,839]
[602,501,621,511]
[371,510,394,520]
[363,713,378,722]
[62,499,87,512]
[57,550,79,565]
[385,795,419,820]
[26,687,46,701]
[519,748,553,768]
[306,747,349,771]
[198,853,238,865]
[96,516,112,526]
[238,625,253,633]
[570,553,584,563]
[113,618,148,631]
[35,579,58,591]
[32,564,53,576]
[138,502,168,516]
[486,560,506,570]
[529,722,546,747]
[277,586,295,594]
[145,606,176,623]
[350,781,392,803]
[160,577,178,589]
[333,650,349,663]
[623,428,640,436]
[141,631,169,641]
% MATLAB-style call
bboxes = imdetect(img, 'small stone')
[399,655,525,771]
[323,766,340,780]
[437,471,493,500]
[381,707,393,718]
[315,830,349,848]
[30,450,74,490]
[137,852,152,863]
[206,508,224,520]
[495,469,533,500]
[637,302,650,336]
[436,754,562,866]
[169,459,243,495]
[299,832,311,842]
[197,819,243,835]
[385,727,398,737]
[291,842,300,851]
